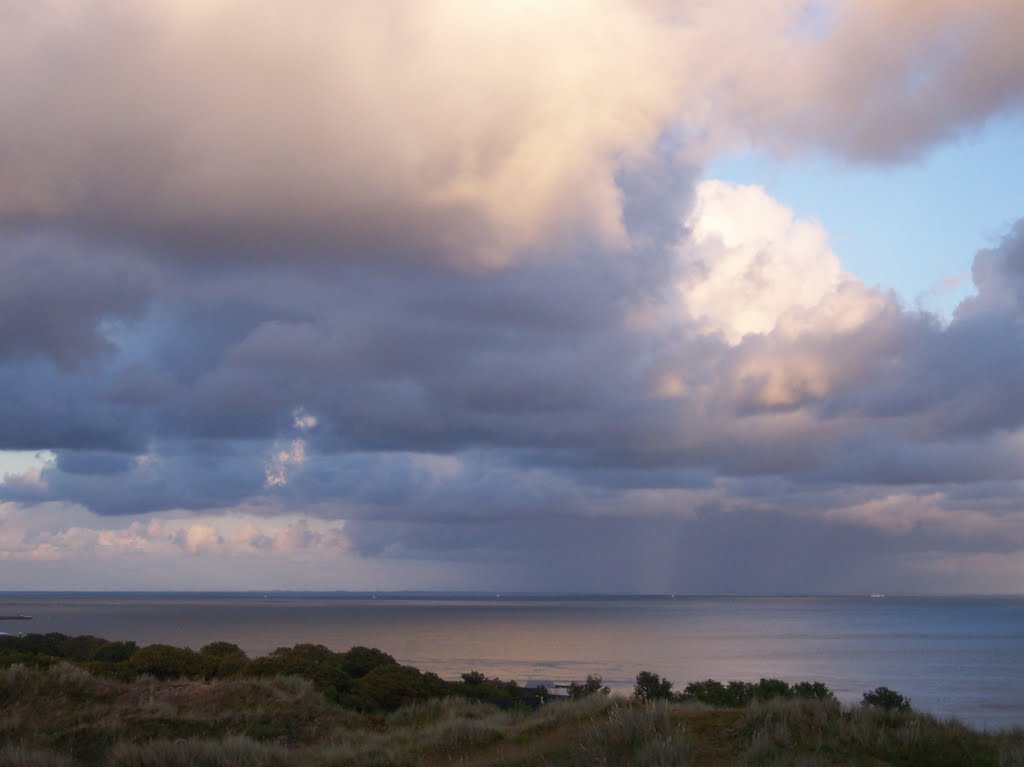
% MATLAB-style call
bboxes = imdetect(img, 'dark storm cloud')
[4,440,267,516]
[56,450,135,476]
[0,233,153,367]
[815,221,1024,439]
[959,219,1024,316]
[338,509,942,594]
[0,360,148,453]
[4,215,1023,530]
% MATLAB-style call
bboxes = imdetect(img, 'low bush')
[682,677,836,707]
[244,645,352,703]
[346,664,451,711]
[861,686,912,712]
[633,671,674,702]
[198,642,249,680]
[336,646,396,679]
[567,675,610,700]
[791,681,836,701]
[130,645,202,680]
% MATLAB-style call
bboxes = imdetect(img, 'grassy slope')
[0,664,1022,766]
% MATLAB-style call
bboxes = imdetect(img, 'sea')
[1,592,1022,731]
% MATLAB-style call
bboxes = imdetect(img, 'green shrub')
[633,671,673,702]
[245,645,351,702]
[682,678,836,708]
[82,660,137,682]
[568,675,610,700]
[791,681,836,702]
[681,678,755,707]
[861,686,912,712]
[0,634,67,660]
[337,646,397,678]
[347,664,451,711]
[0,651,50,671]
[199,642,250,679]
[92,641,138,664]
[457,672,532,704]
[753,678,791,701]
[682,679,728,706]
[131,644,203,680]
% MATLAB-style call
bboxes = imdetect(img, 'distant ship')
[869,593,885,599]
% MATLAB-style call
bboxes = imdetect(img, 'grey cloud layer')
[4,209,1023,499]
[3,202,1023,591]
[0,233,153,367]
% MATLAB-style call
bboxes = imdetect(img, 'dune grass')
[0,663,1022,766]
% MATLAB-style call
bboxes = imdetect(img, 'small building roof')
[523,679,557,689]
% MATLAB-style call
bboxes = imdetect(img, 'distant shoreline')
[1,590,1022,599]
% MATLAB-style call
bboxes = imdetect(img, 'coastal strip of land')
[0,633,1021,766]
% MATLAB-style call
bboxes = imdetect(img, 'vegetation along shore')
[0,633,1021,766]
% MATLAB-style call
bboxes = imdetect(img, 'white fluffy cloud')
[680,180,885,344]
[0,501,350,562]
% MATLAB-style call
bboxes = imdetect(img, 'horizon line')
[1,589,1021,599]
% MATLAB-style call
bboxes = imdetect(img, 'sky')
[1,0,1023,593]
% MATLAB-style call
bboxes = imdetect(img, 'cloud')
[0,2,1023,591]
[175,523,223,555]
[676,0,1024,161]
[0,0,684,267]
[2,207,1023,586]
[0,502,350,563]
[3,1,1022,269]
[958,219,1024,316]
[264,439,307,488]
[679,180,885,345]
[0,232,153,367]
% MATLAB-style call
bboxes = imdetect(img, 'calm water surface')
[1,593,1021,730]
